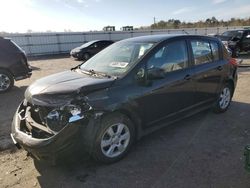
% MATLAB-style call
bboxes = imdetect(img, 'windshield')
[80,41,154,76]
[80,41,97,48]
[222,30,243,38]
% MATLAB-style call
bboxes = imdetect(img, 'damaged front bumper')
[11,101,88,163]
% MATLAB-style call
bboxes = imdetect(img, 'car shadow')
[0,86,27,150]
[33,101,250,188]
[27,54,70,61]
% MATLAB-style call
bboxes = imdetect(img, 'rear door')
[189,38,227,105]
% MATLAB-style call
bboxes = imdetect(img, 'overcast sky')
[0,0,250,33]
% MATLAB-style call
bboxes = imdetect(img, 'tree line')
[142,17,250,30]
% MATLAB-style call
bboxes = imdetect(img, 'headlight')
[45,103,89,132]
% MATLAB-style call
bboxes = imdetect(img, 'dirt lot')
[1,55,250,188]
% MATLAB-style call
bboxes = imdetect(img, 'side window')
[210,41,219,61]
[91,42,98,48]
[99,41,107,47]
[191,40,213,65]
[222,45,230,60]
[243,31,250,42]
[147,40,188,73]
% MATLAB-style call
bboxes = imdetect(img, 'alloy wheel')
[219,87,231,109]
[101,123,130,158]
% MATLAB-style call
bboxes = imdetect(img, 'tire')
[232,47,240,58]
[213,84,233,113]
[92,113,135,163]
[0,69,14,93]
[83,53,90,61]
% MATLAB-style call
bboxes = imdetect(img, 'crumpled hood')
[25,70,115,104]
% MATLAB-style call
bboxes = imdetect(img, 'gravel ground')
[0,55,250,188]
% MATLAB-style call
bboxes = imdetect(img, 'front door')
[139,40,196,127]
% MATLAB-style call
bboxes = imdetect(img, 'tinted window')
[100,41,112,47]
[147,40,188,73]
[222,45,230,60]
[92,42,98,48]
[210,41,219,61]
[191,40,213,65]
[80,41,96,48]
[222,30,243,38]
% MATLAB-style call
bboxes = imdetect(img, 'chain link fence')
[1,26,248,56]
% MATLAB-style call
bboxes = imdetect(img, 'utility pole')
[153,17,156,25]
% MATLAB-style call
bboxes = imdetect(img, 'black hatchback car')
[11,35,237,164]
[216,29,250,57]
[70,40,114,61]
[0,37,32,92]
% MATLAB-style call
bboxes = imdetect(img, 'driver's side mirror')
[147,67,165,80]
[135,68,145,82]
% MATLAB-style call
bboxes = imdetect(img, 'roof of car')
[122,34,218,43]
[93,40,113,42]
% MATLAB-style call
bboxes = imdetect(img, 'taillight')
[229,58,238,67]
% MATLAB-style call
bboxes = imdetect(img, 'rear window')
[191,40,221,65]
[222,30,243,38]
[210,41,219,61]
[191,40,213,65]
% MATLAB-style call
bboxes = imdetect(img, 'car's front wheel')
[214,84,233,113]
[0,69,14,93]
[92,113,135,163]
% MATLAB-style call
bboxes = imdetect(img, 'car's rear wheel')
[92,113,135,163]
[213,84,233,113]
[0,69,14,93]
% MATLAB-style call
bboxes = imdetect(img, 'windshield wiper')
[82,69,114,79]
[71,62,84,71]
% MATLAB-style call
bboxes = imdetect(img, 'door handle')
[217,66,223,71]
[184,74,191,80]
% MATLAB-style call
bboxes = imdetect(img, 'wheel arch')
[0,67,14,77]
[226,79,235,94]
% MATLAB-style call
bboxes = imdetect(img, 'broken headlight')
[45,103,89,132]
